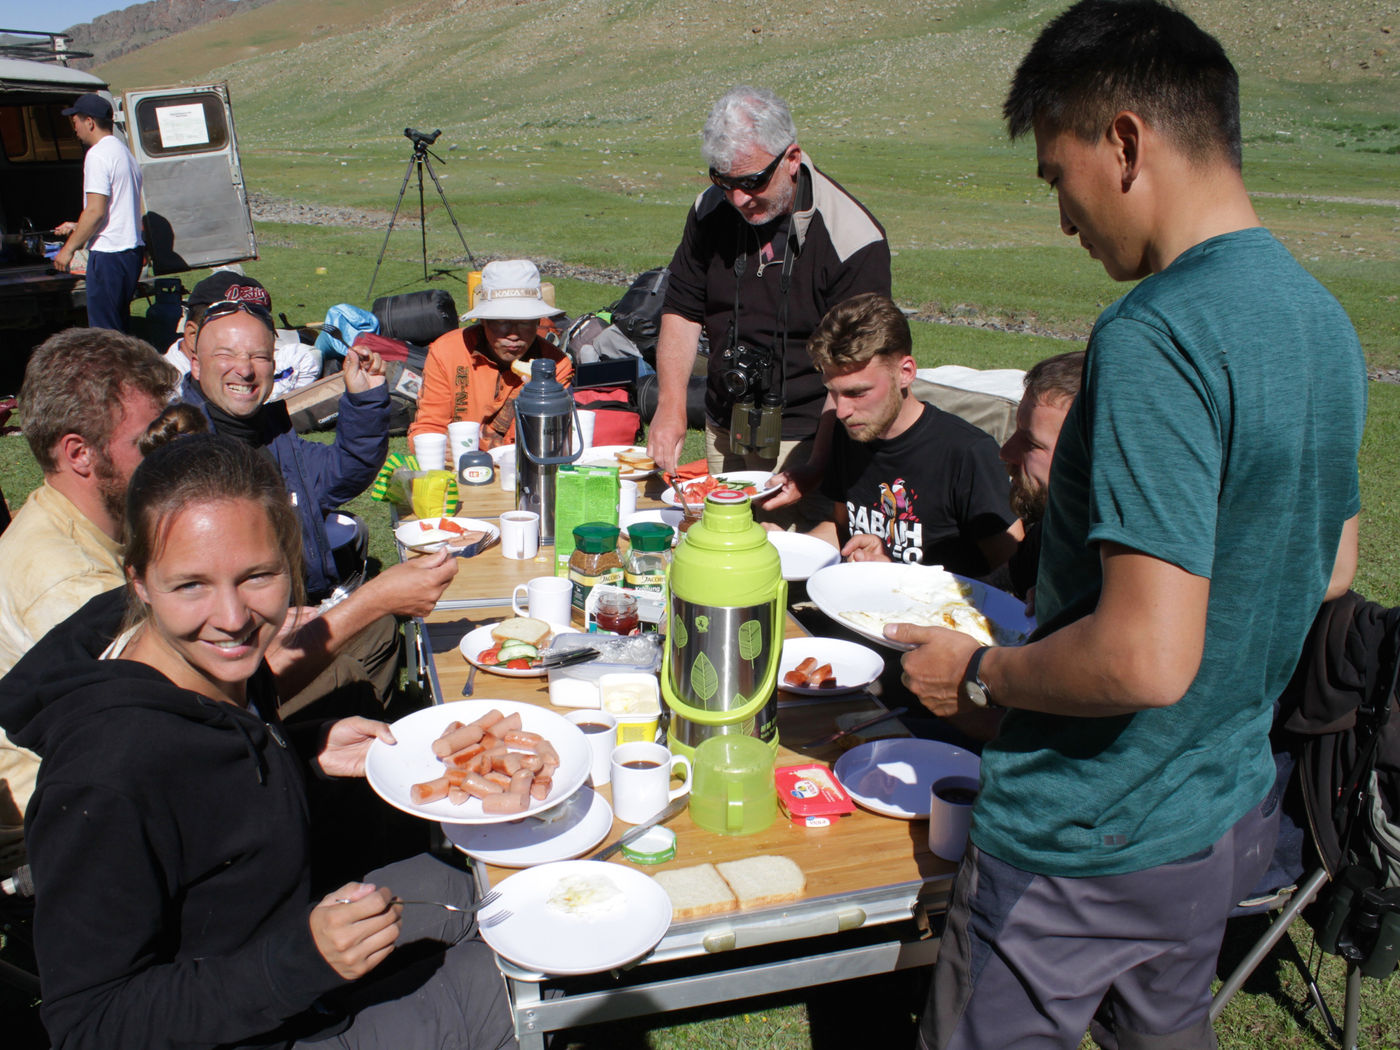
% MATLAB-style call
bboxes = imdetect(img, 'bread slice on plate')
[652,863,737,921]
[716,855,806,910]
[491,617,552,647]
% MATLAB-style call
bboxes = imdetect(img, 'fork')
[461,663,479,697]
[479,909,512,929]
[337,887,501,914]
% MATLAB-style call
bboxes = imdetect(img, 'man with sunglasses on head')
[163,271,322,397]
[647,85,890,529]
[180,297,454,720]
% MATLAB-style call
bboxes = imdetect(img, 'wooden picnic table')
[402,473,955,1049]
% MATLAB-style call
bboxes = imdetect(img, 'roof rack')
[0,29,95,65]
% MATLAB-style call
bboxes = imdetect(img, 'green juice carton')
[553,465,620,575]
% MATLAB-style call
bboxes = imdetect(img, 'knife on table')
[798,707,909,750]
[586,794,689,862]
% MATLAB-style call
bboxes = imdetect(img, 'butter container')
[776,763,856,825]
[599,672,662,745]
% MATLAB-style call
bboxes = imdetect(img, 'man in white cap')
[52,92,145,333]
[409,259,573,453]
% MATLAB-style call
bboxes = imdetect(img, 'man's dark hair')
[21,328,179,473]
[1004,0,1242,170]
[1023,350,1086,407]
[807,292,912,371]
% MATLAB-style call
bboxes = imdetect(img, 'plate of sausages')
[365,701,590,824]
[778,637,886,696]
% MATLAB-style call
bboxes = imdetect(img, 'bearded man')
[783,292,1018,576]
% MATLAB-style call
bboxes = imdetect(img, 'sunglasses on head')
[196,298,275,335]
[709,144,794,193]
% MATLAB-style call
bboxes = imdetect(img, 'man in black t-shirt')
[776,293,1018,577]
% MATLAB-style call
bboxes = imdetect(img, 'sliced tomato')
[504,658,533,670]
[439,518,466,535]
[477,646,502,665]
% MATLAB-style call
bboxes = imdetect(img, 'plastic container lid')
[628,522,674,551]
[621,825,676,865]
[573,522,621,553]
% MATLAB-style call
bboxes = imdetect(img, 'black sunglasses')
[709,144,793,193]
[196,298,275,335]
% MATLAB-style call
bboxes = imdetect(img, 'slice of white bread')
[652,863,737,921]
[653,855,805,921]
[490,617,552,647]
[716,855,806,910]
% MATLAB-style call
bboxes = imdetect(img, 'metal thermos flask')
[661,489,786,758]
[514,358,581,544]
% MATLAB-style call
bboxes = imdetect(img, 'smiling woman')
[0,434,516,1050]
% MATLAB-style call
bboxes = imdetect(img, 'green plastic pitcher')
[689,734,777,836]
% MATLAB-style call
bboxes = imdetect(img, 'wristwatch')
[959,646,993,708]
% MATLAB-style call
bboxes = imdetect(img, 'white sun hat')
[464,259,565,321]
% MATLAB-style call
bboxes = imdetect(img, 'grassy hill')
[91,0,1399,361]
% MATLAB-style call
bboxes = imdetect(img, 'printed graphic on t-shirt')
[847,478,923,563]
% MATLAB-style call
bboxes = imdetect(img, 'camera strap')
[729,219,795,404]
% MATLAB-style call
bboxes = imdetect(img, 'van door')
[122,83,256,274]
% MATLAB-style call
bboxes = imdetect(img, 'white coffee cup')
[572,409,597,454]
[512,575,572,624]
[499,510,540,560]
[610,741,691,824]
[447,420,481,465]
[566,709,618,787]
[928,774,980,862]
[618,479,638,520]
[413,432,447,471]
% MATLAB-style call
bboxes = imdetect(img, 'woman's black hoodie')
[0,589,347,1049]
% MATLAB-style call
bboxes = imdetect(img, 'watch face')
[961,680,989,708]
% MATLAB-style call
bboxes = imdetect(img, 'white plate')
[833,738,980,819]
[365,701,589,825]
[458,622,572,677]
[478,860,672,975]
[620,507,685,545]
[394,516,499,557]
[766,531,840,582]
[806,562,1034,651]
[661,471,780,508]
[441,787,613,867]
[778,636,885,695]
[578,444,657,480]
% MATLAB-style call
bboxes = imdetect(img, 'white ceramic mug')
[512,575,572,624]
[447,420,481,465]
[566,709,618,788]
[927,774,980,862]
[499,510,540,560]
[610,741,691,824]
[413,432,447,471]
[572,409,597,454]
[618,479,638,519]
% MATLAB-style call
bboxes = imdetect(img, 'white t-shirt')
[83,134,144,253]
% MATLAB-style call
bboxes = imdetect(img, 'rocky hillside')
[63,0,279,69]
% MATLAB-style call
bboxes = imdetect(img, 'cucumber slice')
[496,641,538,663]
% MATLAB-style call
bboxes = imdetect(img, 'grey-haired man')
[647,85,891,529]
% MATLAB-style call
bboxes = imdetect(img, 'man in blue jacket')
[181,298,388,603]
[180,298,411,717]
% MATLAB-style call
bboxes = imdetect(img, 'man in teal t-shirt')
[893,3,1368,1049]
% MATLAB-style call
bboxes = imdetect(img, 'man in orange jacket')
[408,259,572,455]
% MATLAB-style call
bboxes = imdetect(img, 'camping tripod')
[367,127,477,299]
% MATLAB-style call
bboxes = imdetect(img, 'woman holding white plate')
[0,435,514,1050]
